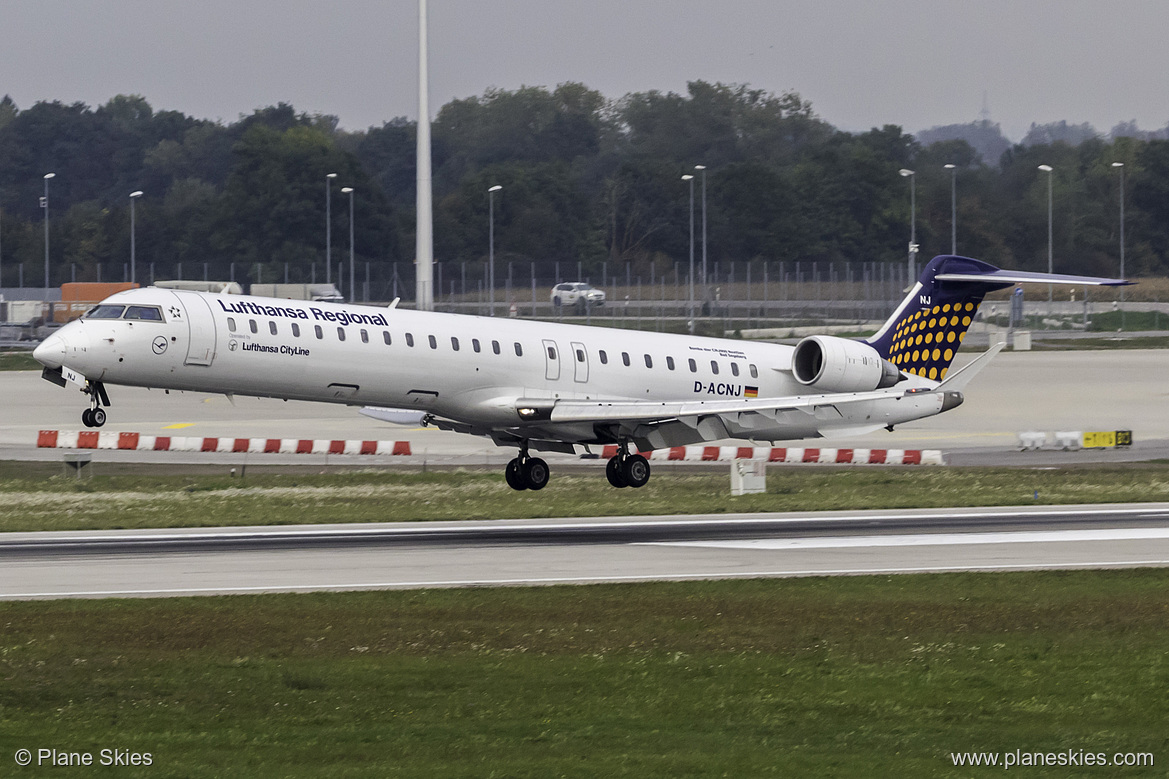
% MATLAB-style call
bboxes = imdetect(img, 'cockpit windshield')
[85,305,125,319]
[83,304,165,321]
[124,305,164,321]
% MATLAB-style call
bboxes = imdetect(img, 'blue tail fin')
[865,255,1129,382]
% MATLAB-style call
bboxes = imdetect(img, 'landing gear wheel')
[522,457,549,491]
[81,408,94,428]
[505,458,528,491]
[606,456,628,488]
[90,407,107,428]
[621,454,651,488]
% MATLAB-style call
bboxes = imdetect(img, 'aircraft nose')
[33,331,67,369]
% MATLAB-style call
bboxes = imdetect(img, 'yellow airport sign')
[1082,430,1133,449]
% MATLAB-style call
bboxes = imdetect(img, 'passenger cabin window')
[249,320,258,334]
[688,358,697,373]
[492,340,501,355]
[472,338,481,353]
[750,364,758,379]
[547,345,556,360]
[599,350,608,365]
[337,327,346,341]
[731,363,740,377]
[406,333,414,347]
[576,348,585,363]
[666,356,675,370]
[621,352,630,367]
[514,342,523,357]
[314,325,323,339]
[227,317,237,332]
[291,323,300,337]
[85,304,124,319]
[451,337,460,351]
[269,321,278,335]
[711,361,719,375]
[124,305,164,321]
[360,329,369,343]
[644,354,653,368]
[383,331,391,345]
[429,335,437,349]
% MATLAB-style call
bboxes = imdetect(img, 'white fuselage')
[37,287,943,448]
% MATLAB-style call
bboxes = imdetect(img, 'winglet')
[937,341,1005,392]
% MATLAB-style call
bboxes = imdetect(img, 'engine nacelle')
[792,335,903,392]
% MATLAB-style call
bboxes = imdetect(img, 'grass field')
[2,463,1169,533]
[1,572,1166,777]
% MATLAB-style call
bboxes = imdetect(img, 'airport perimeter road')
[2,504,1168,599]
[3,350,1166,460]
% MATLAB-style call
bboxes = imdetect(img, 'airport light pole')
[695,165,707,305]
[682,174,695,333]
[341,187,355,302]
[944,164,956,255]
[129,190,143,285]
[899,169,918,281]
[1112,162,1126,328]
[488,185,502,316]
[325,173,337,285]
[42,173,55,290]
[1038,164,1054,317]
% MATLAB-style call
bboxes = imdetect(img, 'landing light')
[518,408,538,418]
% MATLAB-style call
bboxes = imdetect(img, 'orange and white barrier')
[599,444,943,465]
[37,430,411,456]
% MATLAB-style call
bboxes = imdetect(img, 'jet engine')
[792,335,903,393]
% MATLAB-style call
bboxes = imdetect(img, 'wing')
[527,384,960,451]
[547,387,907,425]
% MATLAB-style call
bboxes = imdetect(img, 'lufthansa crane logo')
[152,336,168,355]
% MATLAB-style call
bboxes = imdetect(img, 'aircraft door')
[570,341,589,383]
[542,339,560,381]
[170,291,217,366]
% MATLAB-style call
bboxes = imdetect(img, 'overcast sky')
[2,1,1166,141]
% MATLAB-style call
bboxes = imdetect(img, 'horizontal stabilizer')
[934,269,1131,286]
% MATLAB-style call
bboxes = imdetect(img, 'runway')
[2,348,1167,467]
[3,504,1168,599]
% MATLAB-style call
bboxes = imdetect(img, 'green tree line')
[0,83,1159,294]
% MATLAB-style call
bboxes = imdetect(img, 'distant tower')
[979,91,991,124]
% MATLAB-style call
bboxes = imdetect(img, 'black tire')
[91,408,107,428]
[523,457,550,491]
[81,408,94,428]
[505,458,527,491]
[552,296,561,307]
[622,454,651,488]
[605,456,628,488]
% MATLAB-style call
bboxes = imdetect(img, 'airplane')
[33,254,1128,491]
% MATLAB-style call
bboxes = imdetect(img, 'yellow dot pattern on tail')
[886,301,978,381]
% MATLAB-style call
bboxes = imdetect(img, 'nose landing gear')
[81,380,110,428]
[606,444,650,488]
[504,441,550,491]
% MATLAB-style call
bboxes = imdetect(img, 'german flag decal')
[744,386,759,398]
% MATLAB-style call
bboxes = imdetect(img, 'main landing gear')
[81,380,110,428]
[504,442,550,491]
[605,445,651,489]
